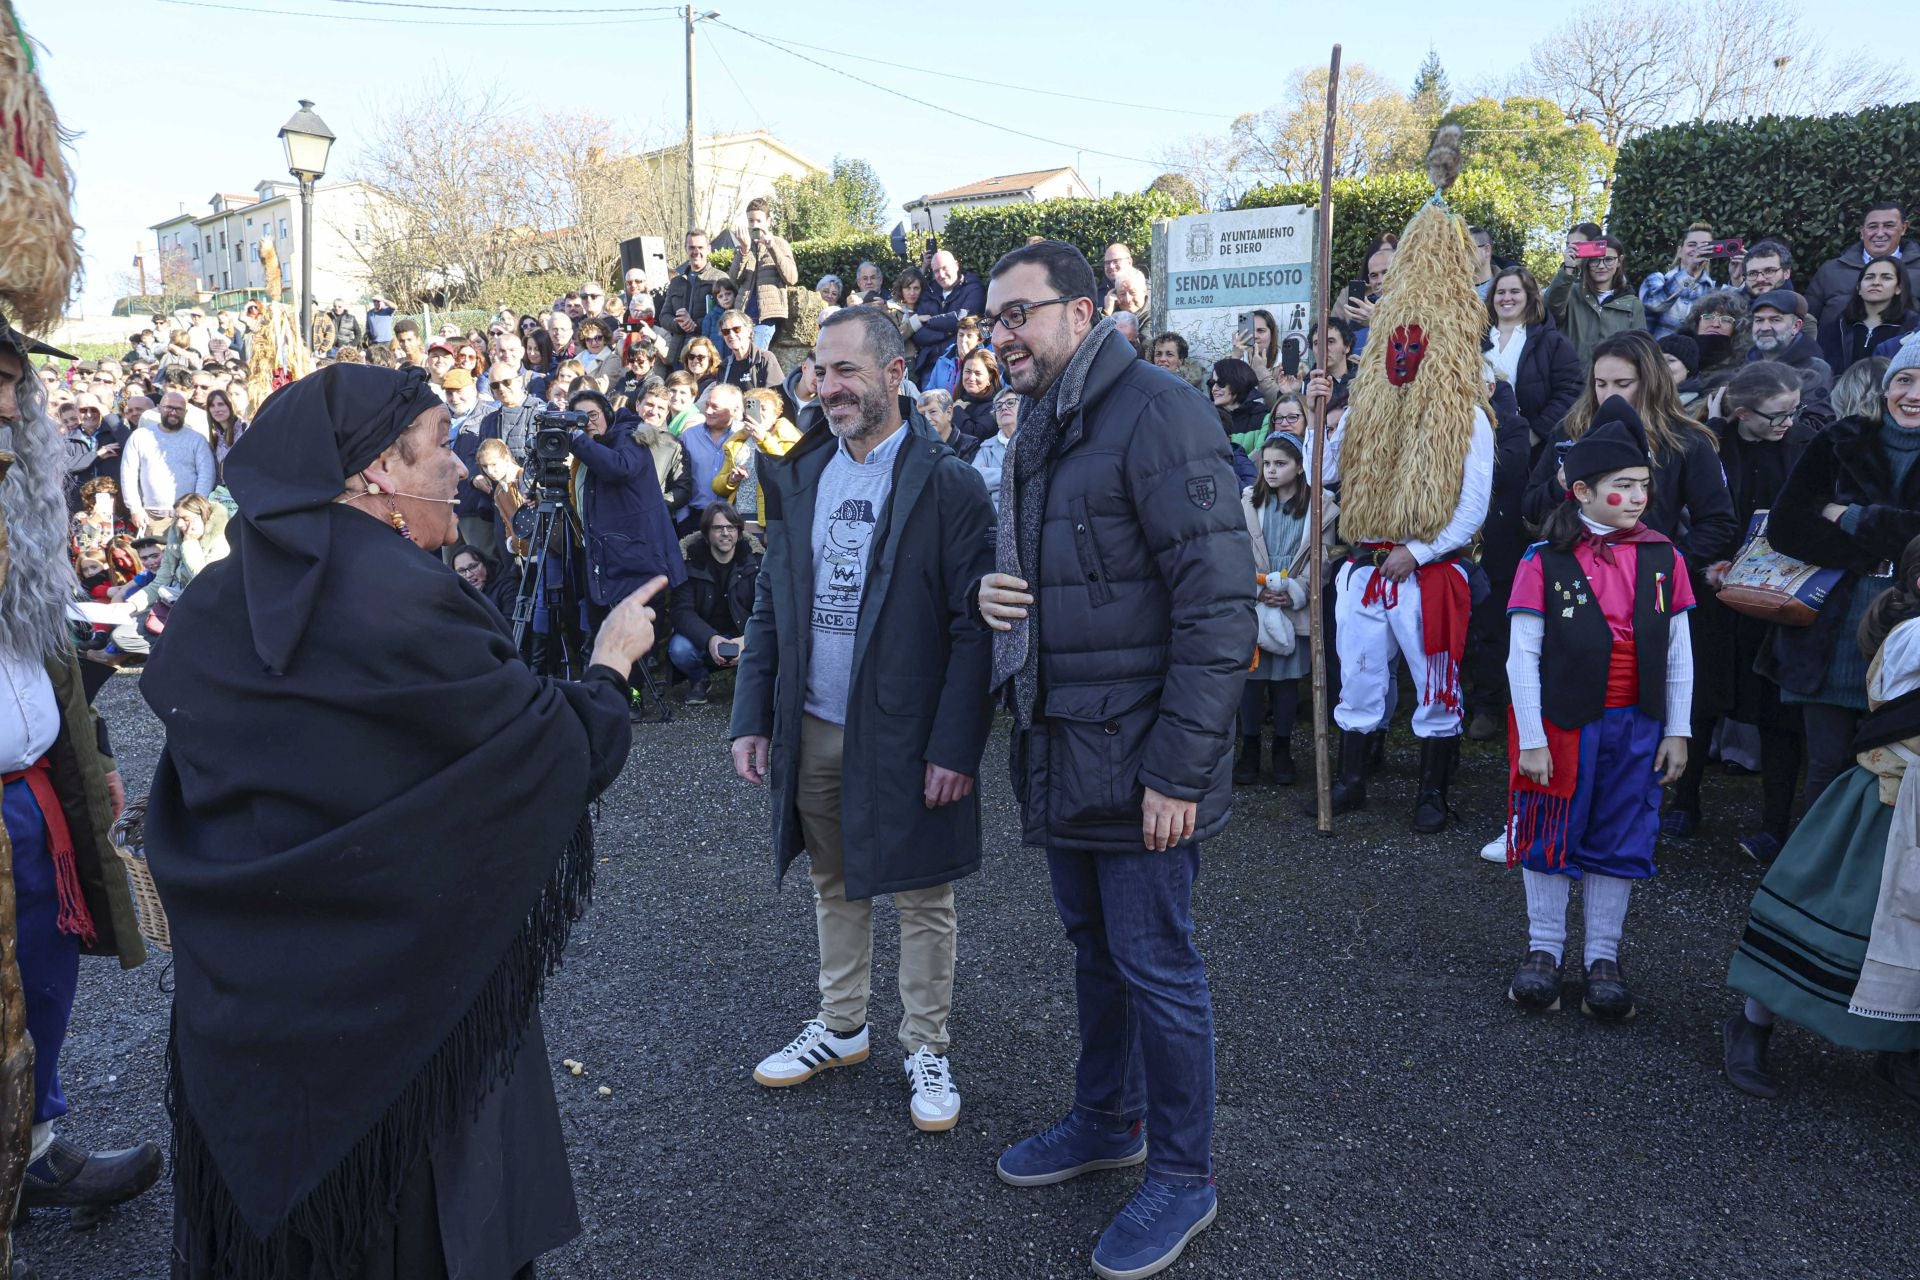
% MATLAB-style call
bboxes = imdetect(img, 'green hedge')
[1236,171,1533,291]
[940,191,1201,281]
[1610,103,1920,283]
[789,232,909,291]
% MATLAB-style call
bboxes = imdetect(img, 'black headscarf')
[224,363,444,673]
[142,369,633,1273]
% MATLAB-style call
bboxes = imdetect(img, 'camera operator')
[668,501,758,704]
[565,389,688,634]
[665,228,729,362]
[443,368,502,563]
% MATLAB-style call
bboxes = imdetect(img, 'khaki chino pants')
[796,713,956,1057]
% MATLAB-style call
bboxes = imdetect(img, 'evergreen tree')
[1409,48,1453,126]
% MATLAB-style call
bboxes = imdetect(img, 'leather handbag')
[1716,509,1846,627]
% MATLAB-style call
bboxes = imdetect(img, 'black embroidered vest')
[1537,541,1675,730]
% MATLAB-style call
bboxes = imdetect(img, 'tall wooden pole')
[684,5,699,235]
[1308,45,1343,834]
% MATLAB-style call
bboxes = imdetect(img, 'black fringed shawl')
[141,500,630,1276]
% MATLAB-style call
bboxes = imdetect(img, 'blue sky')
[25,0,1919,313]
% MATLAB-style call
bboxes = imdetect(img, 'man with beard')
[120,390,215,537]
[0,317,163,1256]
[974,241,1252,1280]
[730,306,995,1136]
[664,229,729,362]
[1749,289,1834,416]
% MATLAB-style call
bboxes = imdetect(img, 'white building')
[149,180,381,309]
[904,166,1096,234]
[635,130,827,237]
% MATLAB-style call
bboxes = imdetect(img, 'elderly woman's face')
[375,406,466,548]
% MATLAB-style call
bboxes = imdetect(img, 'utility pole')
[135,243,147,298]
[684,5,698,235]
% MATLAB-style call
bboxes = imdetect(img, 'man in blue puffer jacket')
[975,240,1253,1280]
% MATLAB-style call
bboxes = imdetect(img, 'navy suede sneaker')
[1092,1178,1219,1279]
[995,1111,1145,1187]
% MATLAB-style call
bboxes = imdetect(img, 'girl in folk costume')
[1722,536,1920,1104]
[1327,126,1495,832]
[1505,398,1694,1020]
[1235,432,1335,787]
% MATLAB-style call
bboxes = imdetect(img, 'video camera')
[524,409,584,490]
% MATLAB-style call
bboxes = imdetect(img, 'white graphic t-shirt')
[804,423,908,724]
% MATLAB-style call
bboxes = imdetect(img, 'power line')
[753,29,1226,120]
[703,29,765,133]
[744,27,1213,119]
[313,0,676,9]
[712,21,1165,170]
[154,0,678,25]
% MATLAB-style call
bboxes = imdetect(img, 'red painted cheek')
[1606,493,1624,507]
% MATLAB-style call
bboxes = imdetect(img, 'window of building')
[234,242,243,262]
[279,218,290,239]
[190,243,199,261]
[218,230,227,251]
[250,242,260,262]
[221,271,231,289]
[246,217,254,229]
[354,226,366,243]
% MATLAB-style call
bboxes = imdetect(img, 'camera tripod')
[509,478,672,722]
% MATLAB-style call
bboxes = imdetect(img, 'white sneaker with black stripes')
[904,1046,961,1132]
[752,1019,869,1088]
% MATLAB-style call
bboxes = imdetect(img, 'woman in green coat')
[1545,234,1648,366]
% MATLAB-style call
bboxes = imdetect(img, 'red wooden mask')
[1386,324,1426,386]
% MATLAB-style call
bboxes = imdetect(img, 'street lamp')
[278,99,335,345]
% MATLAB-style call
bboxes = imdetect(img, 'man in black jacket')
[1803,202,1920,323]
[976,241,1252,1280]
[730,306,995,1136]
[663,229,730,361]
[668,502,759,704]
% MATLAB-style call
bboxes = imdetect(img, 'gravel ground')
[16,672,1920,1279]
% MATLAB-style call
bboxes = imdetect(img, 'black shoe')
[1366,729,1387,774]
[20,1138,163,1221]
[1870,1049,1920,1109]
[1233,735,1261,786]
[684,679,711,706]
[1581,959,1637,1021]
[1721,1013,1780,1099]
[1410,736,1458,834]
[1467,711,1502,743]
[1272,740,1297,787]
[1327,729,1369,815]
[1507,950,1564,1012]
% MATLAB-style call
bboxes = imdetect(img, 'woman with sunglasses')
[680,336,722,396]
[1661,362,1815,855]
[575,318,621,390]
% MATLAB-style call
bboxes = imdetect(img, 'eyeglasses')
[711,524,741,535]
[720,327,748,337]
[982,297,1075,333]
[1271,412,1306,425]
[1747,407,1797,428]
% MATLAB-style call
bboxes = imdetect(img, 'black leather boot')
[1721,1013,1779,1099]
[1410,735,1458,833]
[19,1138,163,1226]
[1272,735,1297,786]
[1233,735,1261,786]
[1329,729,1370,814]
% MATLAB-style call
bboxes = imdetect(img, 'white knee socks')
[1583,873,1633,966]
[1522,869,1571,962]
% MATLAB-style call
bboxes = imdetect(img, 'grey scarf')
[993,316,1119,727]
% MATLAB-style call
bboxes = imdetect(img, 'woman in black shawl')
[140,364,663,1279]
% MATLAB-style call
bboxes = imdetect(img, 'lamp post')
[278,100,335,346]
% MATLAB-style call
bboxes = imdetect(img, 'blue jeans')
[7,778,80,1124]
[667,633,712,681]
[1046,844,1214,1185]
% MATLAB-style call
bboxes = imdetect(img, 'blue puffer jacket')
[568,427,688,606]
[1008,329,1256,853]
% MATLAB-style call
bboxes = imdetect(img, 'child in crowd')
[1723,535,1920,1104]
[700,280,739,345]
[1505,398,1694,1020]
[1236,432,1332,786]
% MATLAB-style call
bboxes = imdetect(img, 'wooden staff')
[0,471,34,1270]
[1308,45,1343,834]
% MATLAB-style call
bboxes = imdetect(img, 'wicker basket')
[109,798,171,954]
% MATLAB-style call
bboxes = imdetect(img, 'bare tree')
[1676,0,1909,120]
[1159,62,1423,204]
[1525,2,1692,151]
[1526,0,1911,154]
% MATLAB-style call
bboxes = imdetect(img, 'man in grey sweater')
[121,390,216,535]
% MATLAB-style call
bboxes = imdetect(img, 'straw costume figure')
[1328,125,1494,831]
[246,240,312,408]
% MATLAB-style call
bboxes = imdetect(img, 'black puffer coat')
[1008,331,1256,853]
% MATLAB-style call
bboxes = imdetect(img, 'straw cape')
[0,2,80,333]
[1336,125,1492,545]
